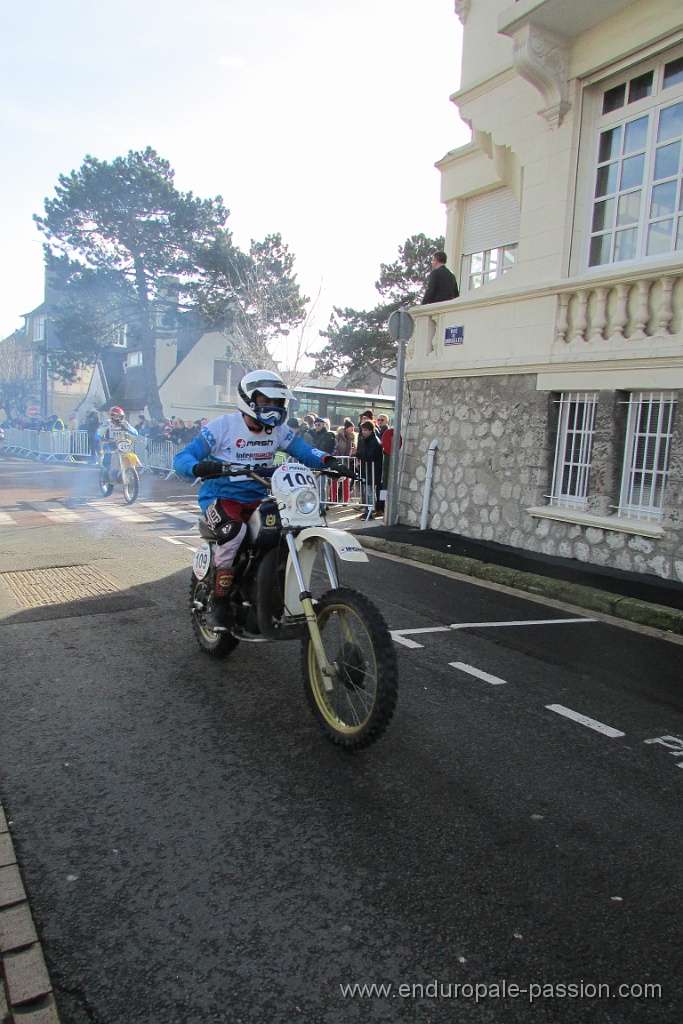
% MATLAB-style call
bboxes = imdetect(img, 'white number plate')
[193,541,212,580]
[272,462,316,494]
[116,439,132,453]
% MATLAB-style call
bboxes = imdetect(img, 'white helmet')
[237,370,294,428]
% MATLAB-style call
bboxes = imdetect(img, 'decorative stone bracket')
[510,22,570,128]
[454,0,471,25]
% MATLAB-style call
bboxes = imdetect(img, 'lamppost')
[385,309,414,526]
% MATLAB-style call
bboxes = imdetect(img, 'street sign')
[387,309,414,342]
[26,405,39,417]
[445,326,464,345]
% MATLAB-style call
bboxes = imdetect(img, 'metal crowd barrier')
[318,456,376,519]
[0,429,183,476]
[132,437,182,478]
[0,428,93,462]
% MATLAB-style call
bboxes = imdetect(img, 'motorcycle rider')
[174,369,354,632]
[96,406,138,480]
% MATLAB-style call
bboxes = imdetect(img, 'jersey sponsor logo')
[201,426,217,448]
[236,438,272,448]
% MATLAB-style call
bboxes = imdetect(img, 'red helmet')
[109,406,124,423]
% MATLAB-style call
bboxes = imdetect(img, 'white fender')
[284,527,368,615]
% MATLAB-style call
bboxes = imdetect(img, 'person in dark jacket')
[356,419,384,518]
[422,251,459,304]
[310,416,335,454]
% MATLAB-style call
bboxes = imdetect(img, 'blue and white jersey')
[174,411,328,510]
[95,421,138,442]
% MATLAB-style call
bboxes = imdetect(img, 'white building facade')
[402,0,683,580]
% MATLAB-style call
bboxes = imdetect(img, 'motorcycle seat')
[198,518,218,540]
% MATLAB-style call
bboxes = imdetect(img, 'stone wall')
[398,375,683,581]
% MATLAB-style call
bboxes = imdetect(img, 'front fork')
[284,531,353,693]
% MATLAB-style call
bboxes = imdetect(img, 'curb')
[0,803,60,1024]
[359,535,683,636]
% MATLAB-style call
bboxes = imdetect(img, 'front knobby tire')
[123,466,139,504]
[302,586,398,750]
[189,575,239,658]
[99,471,113,497]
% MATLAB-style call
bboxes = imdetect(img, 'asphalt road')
[0,459,682,1023]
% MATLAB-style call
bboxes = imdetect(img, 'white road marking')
[644,735,683,768]
[450,662,508,685]
[137,500,198,523]
[0,509,16,525]
[449,618,597,630]
[86,502,154,523]
[391,617,595,648]
[546,704,625,738]
[390,627,451,648]
[161,535,198,549]
[27,501,82,522]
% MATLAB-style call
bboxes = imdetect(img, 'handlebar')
[194,462,358,482]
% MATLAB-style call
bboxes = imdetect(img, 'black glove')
[192,460,225,478]
[324,456,356,478]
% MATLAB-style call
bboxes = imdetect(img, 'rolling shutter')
[461,188,520,255]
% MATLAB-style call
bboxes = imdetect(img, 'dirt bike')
[189,461,398,749]
[99,436,141,505]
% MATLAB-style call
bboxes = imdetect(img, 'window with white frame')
[588,51,683,268]
[618,391,676,519]
[466,244,518,291]
[126,351,142,368]
[550,393,598,508]
[33,315,46,342]
[113,325,128,348]
[460,188,520,293]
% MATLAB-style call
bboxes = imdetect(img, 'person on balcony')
[422,251,459,304]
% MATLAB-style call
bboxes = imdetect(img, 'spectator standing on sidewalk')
[376,414,390,437]
[356,419,384,518]
[332,418,357,504]
[380,425,402,514]
[310,416,335,454]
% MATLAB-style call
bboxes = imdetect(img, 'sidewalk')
[0,802,60,1023]
[351,520,683,636]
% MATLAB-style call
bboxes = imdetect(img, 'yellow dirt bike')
[99,435,141,505]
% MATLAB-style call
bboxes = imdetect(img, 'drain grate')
[0,565,119,608]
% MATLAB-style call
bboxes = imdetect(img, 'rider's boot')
[207,570,235,632]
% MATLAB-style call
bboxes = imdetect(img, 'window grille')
[619,392,676,518]
[550,393,598,507]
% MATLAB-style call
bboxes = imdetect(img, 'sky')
[0,0,470,365]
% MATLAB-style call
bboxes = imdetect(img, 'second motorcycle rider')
[174,369,353,632]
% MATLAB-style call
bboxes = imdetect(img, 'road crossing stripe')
[137,500,198,523]
[545,704,625,738]
[27,501,82,522]
[85,502,154,523]
[449,662,508,685]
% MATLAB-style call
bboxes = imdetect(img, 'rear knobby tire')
[301,586,398,750]
[123,466,139,504]
[189,574,239,658]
